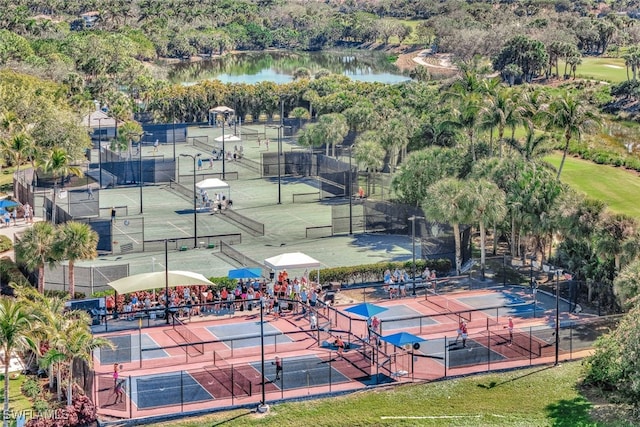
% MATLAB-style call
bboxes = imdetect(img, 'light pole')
[277,125,282,204]
[165,239,170,324]
[409,215,424,296]
[258,298,268,412]
[348,146,353,234]
[180,153,201,248]
[128,131,147,214]
[555,269,561,366]
[209,106,235,180]
[96,117,106,189]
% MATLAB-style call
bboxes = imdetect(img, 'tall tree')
[40,147,83,224]
[546,93,600,180]
[14,221,58,293]
[423,178,473,275]
[0,297,37,427]
[56,222,99,299]
[316,113,348,157]
[42,316,112,406]
[468,179,507,279]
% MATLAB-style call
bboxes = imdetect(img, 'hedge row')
[0,256,31,295]
[316,259,451,286]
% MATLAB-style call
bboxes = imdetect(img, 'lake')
[167,50,411,85]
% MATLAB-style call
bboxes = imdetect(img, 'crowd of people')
[0,203,33,227]
[104,269,326,324]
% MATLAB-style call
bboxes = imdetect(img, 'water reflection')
[167,51,411,85]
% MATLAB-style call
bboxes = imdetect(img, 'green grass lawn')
[559,56,628,83]
[142,361,634,427]
[546,153,640,219]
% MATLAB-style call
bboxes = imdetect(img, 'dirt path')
[395,48,458,75]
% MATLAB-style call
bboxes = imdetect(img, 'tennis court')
[207,322,293,348]
[98,334,168,364]
[131,372,213,409]
[250,354,351,390]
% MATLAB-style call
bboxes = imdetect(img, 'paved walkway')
[0,216,42,261]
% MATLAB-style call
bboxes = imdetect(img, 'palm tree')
[468,179,507,279]
[3,132,34,196]
[451,93,482,162]
[14,221,58,293]
[423,178,473,275]
[317,113,348,157]
[56,222,99,299]
[13,286,67,393]
[354,133,385,196]
[0,297,37,427]
[546,93,600,180]
[40,147,83,224]
[42,318,112,406]
[507,129,552,162]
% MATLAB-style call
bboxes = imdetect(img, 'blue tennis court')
[377,305,436,330]
[250,355,350,390]
[98,334,168,364]
[416,337,506,368]
[458,289,544,318]
[131,372,213,409]
[207,322,293,348]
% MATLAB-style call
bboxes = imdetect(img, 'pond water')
[167,50,411,85]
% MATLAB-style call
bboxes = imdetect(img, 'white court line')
[166,221,191,236]
[113,224,140,244]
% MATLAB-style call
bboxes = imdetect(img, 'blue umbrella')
[345,302,388,319]
[380,332,424,347]
[228,267,262,279]
[0,199,18,209]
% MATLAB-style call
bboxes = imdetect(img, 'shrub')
[32,398,50,414]
[21,377,41,399]
[0,235,12,252]
[583,303,640,406]
[0,256,31,295]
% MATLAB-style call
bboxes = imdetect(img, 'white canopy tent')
[108,270,215,295]
[264,252,322,283]
[214,134,241,143]
[195,178,230,199]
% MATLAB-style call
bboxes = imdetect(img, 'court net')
[173,318,204,355]
[482,330,542,358]
[423,295,472,323]
[203,365,252,396]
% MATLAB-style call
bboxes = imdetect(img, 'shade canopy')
[195,178,229,192]
[380,332,424,347]
[108,270,215,294]
[209,106,234,114]
[214,134,241,143]
[264,252,321,270]
[0,199,18,209]
[345,303,388,319]
[228,267,262,279]
[83,110,121,129]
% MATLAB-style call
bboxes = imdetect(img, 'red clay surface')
[94,287,597,420]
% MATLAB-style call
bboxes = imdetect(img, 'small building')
[83,109,122,144]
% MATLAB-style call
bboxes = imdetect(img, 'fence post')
[529,327,532,365]
[570,322,573,360]
[487,331,491,372]
[444,336,447,378]
[503,254,506,286]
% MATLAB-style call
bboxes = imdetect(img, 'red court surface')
[94,286,601,421]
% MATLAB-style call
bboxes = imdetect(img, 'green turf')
[546,153,640,218]
[559,57,628,83]
[143,361,628,426]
